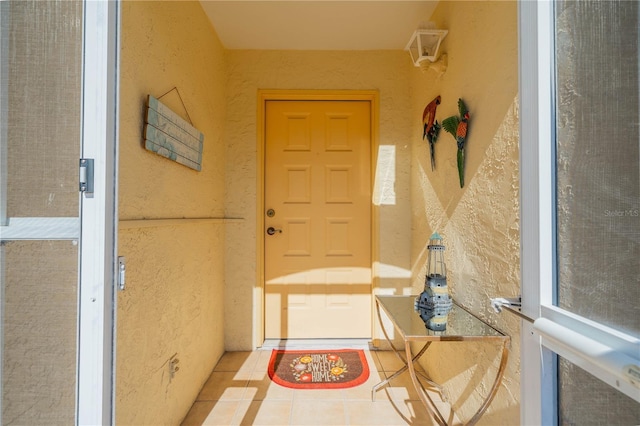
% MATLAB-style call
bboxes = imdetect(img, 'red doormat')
[268,349,369,389]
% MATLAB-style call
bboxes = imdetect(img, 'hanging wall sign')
[144,95,204,171]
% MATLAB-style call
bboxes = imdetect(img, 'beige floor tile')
[244,370,296,401]
[181,400,242,426]
[214,351,261,374]
[370,386,395,403]
[234,400,292,425]
[360,349,378,371]
[290,399,347,425]
[184,349,461,426]
[197,371,250,401]
[369,350,386,372]
[402,400,440,425]
[253,349,276,372]
[342,369,390,401]
[343,399,434,426]
[373,351,406,372]
[291,387,345,401]
[384,370,445,403]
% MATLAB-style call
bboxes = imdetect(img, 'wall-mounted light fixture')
[405,28,448,67]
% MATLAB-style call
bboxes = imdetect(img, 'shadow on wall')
[411,96,521,424]
[411,96,520,297]
[375,144,413,293]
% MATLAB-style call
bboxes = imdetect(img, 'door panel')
[554,0,640,421]
[1,1,82,423]
[555,0,639,336]
[519,0,640,423]
[1,1,118,423]
[4,0,82,219]
[3,241,78,424]
[264,100,372,339]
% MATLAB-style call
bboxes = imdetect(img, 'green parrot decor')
[442,99,470,188]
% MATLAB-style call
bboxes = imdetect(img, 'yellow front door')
[264,100,372,339]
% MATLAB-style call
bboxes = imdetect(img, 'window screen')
[555,0,640,423]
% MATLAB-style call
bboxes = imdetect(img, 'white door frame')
[77,1,120,424]
[519,1,640,424]
[518,1,556,423]
[0,1,120,424]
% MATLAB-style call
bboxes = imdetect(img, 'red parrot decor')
[442,99,470,188]
[422,96,442,171]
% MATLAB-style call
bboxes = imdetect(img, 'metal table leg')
[405,340,448,426]
[467,339,510,426]
[406,338,510,426]
[372,299,444,401]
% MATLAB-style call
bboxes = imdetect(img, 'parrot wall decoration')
[422,95,442,171]
[442,98,470,188]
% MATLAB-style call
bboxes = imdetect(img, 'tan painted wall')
[409,1,521,424]
[117,1,227,424]
[224,51,415,350]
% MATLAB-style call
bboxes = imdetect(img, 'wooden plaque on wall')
[143,95,204,171]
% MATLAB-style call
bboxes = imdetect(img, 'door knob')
[266,227,282,235]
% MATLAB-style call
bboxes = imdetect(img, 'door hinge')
[79,158,94,193]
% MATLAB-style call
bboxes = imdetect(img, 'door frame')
[518,1,556,424]
[77,1,120,424]
[255,90,379,347]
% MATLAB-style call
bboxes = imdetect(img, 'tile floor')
[181,349,460,425]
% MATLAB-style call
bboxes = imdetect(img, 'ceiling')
[199,1,439,51]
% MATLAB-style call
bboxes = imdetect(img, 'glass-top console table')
[373,295,510,426]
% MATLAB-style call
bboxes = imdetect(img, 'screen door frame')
[0,1,120,424]
[519,1,640,424]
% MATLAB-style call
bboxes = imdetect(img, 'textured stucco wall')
[117,2,227,424]
[224,51,414,350]
[409,1,521,424]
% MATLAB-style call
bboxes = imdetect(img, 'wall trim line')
[118,217,243,229]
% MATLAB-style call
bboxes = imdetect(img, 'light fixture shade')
[405,29,448,66]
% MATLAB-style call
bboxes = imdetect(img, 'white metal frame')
[77,1,120,424]
[518,0,556,423]
[535,306,640,401]
[519,1,640,424]
[0,2,9,420]
[0,1,119,424]
[0,2,8,230]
